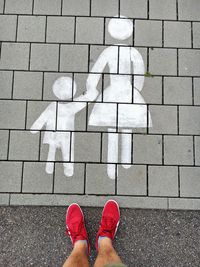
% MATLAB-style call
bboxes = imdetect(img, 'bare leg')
[62,241,89,267]
[94,238,122,267]
[121,129,132,169]
[46,145,56,174]
[107,128,118,179]
[61,133,74,177]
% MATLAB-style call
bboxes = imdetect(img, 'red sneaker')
[66,203,90,255]
[96,200,120,251]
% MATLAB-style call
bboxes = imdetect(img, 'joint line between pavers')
[132,19,135,47]
[74,16,77,44]
[162,135,164,165]
[11,70,15,99]
[41,72,44,100]
[162,20,164,48]
[89,0,92,17]
[71,73,75,101]
[103,17,106,45]
[117,46,120,74]
[176,0,179,21]
[32,0,34,15]
[38,131,41,160]
[85,102,89,131]
[147,47,149,72]
[7,130,10,160]
[118,0,120,17]
[147,0,149,19]
[15,15,19,42]
[20,161,24,193]
[177,106,179,135]
[191,22,194,49]
[8,193,11,205]
[161,76,164,104]
[28,43,32,71]
[39,133,42,161]
[192,77,194,105]
[193,136,195,166]
[58,44,61,72]
[3,0,5,14]
[116,103,119,133]
[178,166,180,197]
[0,42,2,60]
[177,48,179,76]
[131,74,134,104]
[24,100,28,129]
[87,44,90,73]
[60,0,63,16]
[44,16,47,43]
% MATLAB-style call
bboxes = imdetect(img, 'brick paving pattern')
[0,0,200,209]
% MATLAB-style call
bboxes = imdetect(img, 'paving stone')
[105,18,133,46]
[0,15,17,41]
[169,198,200,210]
[133,134,162,164]
[0,130,8,159]
[0,194,9,205]
[195,136,200,166]
[117,165,147,195]
[180,167,200,197]
[91,0,118,17]
[0,71,13,99]
[0,100,26,129]
[13,71,43,100]
[47,17,74,43]
[76,17,104,44]
[86,163,115,194]
[26,101,56,131]
[0,161,22,192]
[120,0,147,19]
[0,0,4,13]
[5,0,32,14]
[54,163,84,193]
[0,43,29,70]
[62,0,90,15]
[148,166,178,197]
[149,48,177,76]
[164,21,191,48]
[194,78,200,105]
[9,131,39,160]
[164,136,193,165]
[149,0,176,20]
[178,0,200,21]
[164,77,193,105]
[135,20,162,47]
[179,49,200,76]
[17,16,46,42]
[34,0,61,15]
[43,72,72,101]
[193,23,200,48]
[140,76,162,104]
[74,132,101,162]
[22,162,53,193]
[179,106,200,135]
[30,44,59,71]
[149,105,177,134]
[60,45,88,72]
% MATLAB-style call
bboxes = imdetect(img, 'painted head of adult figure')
[108,16,133,40]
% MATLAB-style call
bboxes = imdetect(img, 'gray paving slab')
[179,106,200,135]
[169,198,200,209]
[164,136,193,165]
[76,17,104,44]
[30,44,59,71]
[194,78,200,105]
[0,0,4,13]
[141,76,162,104]
[0,43,30,70]
[33,0,61,15]
[135,20,162,47]
[0,15,17,41]
[164,21,191,48]
[13,71,43,100]
[22,162,53,193]
[5,0,33,14]
[74,132,101,162]
[86,163,115,194]
[62,0,90,16]
[164,77,193,105]
[195,136,200,166]
[60,45,88,72]
[133,134,162,164]
[117,165,147,195]
[0,194,9,205]
[0,161,22,192]
[178,0,200,21]
[54,163,85,193]
[149,48,177,75]
[120,0,147,19]
[149,0,177,20]
[0,100,26,129]
[193,22,200,48]
[9,130,39,160]
[105,18,133,46]
[47,17,74,43]
[179,49,200,76]
[91,0,118,17]
[148,166,178,197]
[180,167,200,197]
[0,71,13,99]
[17,15,46,42]
[149,105,178,134]
[0,130,9,160]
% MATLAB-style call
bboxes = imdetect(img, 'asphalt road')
[1,207,200,267]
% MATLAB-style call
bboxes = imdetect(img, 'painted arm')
[30,104,52,133]
[131,48,145,92]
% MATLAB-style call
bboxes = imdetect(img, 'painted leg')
[61,133,74,177]
[46,145,56,174]
[121,129,132,169]
[107,129,118,179]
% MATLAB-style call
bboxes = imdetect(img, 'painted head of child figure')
[108,16,133,40]
[53,76,77,100]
